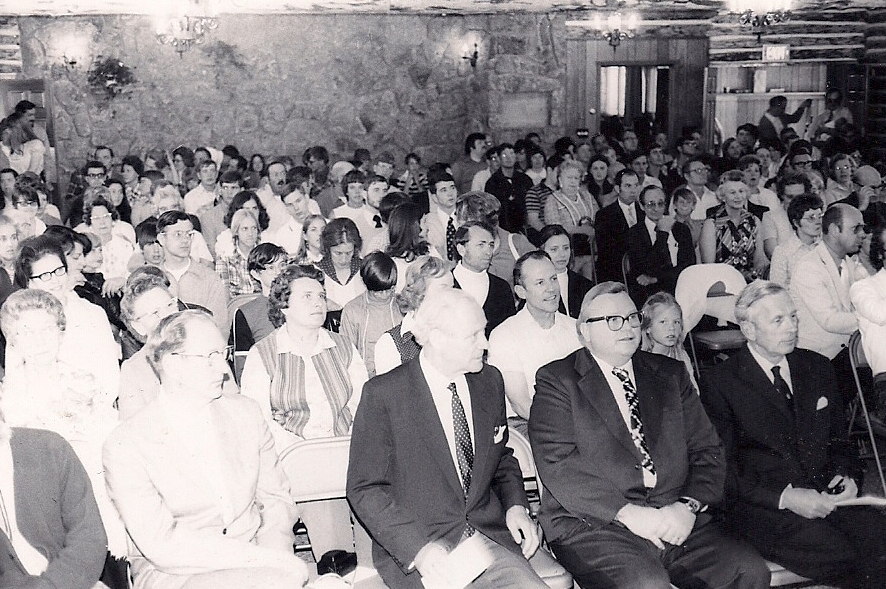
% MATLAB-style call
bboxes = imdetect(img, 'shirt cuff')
[778,483,794,510]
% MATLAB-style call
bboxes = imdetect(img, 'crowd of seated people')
[3,87,886,589]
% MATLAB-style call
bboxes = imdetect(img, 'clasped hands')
[781,475,858,519]
[615,502,696,549]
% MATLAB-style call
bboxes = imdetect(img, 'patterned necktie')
[611,367,656,479]
[772,366,792,402]
[446,217,458,261]
[449,382,475,538]
[373,214,383,229]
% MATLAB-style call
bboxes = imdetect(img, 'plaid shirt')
[215,245,260,297]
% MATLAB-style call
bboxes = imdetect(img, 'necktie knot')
[373,214,382,229]
[612,367,630,383]
[771,366,792,401]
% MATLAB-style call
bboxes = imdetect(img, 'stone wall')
[17,13,567,181]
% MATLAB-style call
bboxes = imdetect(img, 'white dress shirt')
[590,353,657,488]
[419,351,474,488]
[644,217,678,267]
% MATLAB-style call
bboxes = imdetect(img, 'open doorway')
[599,65,670,136]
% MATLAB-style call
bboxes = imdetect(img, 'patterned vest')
[388,323,421,365]
[254,329,354,437]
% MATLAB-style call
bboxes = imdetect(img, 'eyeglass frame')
[170,345,234,362]
[30,265,67,282]
[584,311,643,331]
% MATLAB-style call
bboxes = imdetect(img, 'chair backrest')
[675,263,747,332]
[279,436,352,503]
[849,330,869,370]
[506,429,543,500]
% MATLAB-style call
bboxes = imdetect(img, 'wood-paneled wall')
[566,37,708,143]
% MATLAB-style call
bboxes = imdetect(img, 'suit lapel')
[735,346,795,423]
[466,371,492,506]
[816,244,851,311]
[632,354,666,449]
[409,360,465,499]
[575,350,638,458]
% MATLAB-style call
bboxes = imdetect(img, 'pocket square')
[493,424,507,444]
[816,396,829,410]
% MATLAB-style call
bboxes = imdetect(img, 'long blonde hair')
[640,292,685,353]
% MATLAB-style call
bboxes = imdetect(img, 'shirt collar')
[275,326,336,356]
[746,343,789,383]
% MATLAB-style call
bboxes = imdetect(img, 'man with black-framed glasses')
[529,281,769,589]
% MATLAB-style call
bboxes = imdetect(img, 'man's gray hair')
[411,288,480,347]
[144,309,214,380]
[734,280,787,323]
[576,281,629,339]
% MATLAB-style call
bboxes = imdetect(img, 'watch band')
[677,496,703,514]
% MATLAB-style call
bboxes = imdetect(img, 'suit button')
[222,528,227,535]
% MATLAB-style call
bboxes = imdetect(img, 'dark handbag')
[316,549,357,577]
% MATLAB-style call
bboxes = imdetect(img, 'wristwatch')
[677,496,704,514]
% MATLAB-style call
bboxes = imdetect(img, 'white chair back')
[675,263,747,332]
[279,436,352,503]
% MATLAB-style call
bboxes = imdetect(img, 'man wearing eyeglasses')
[529,281,769,589]
[104,310,311,589]
[118,267,237,420]
[626,186,695,305]
[672,158,719,221]
[789,203,868,405]
[157,210,229,334]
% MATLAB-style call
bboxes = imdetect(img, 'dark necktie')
[771,366,792,402]
[449,382,475,538]
[373,214,382,229]
[612,367,656,480]
[446,217,457,261]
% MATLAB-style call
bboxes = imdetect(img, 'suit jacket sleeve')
[530,364,631,525]
[103,428,293,575]
[24,433,107,589]
[346,380,434,571]
[790,258,858,335]
[485,368,531,513]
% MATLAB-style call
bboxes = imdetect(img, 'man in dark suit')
[530,281,769,589]
[700,280,886,589]
[595,169,645,284]
[485,143,533,234]
[626,185,696,305]
[452,220,516,336]
[347,288,548,589]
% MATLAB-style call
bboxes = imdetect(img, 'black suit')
[595,200,644,284]
[700,346,886,589]
[347,360,537,589]
[625,220,695,305]
[453,272,516,337]
[485,169,533,234]
[530,349,769,589]
[556,270,593,319]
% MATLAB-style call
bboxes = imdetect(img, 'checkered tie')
[449,382,475,538]
[446,217,458,261]
[612,367,656,479]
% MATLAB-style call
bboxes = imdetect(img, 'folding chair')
[227,293,260,384]
[675,264,747,378]
[848,331,886,496]
[505,430,574,589]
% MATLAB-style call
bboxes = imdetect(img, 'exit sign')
[763,45,790,62]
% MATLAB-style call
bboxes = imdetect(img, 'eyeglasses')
[792,159,813,167]
[134,299,178,323]
[834,164,852,172]
[90,213,112,222]
[86,172,106,178]
[171,345,234,362]
[584,311,643,331]
[688,167,709,174]
[14,201,38,209]
[30,265,66,282]
[643,200,667,209]
[801,212,823,222]
[162,229,196,240]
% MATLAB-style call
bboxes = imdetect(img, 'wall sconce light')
[462,43,479,68]
[155,0,219,56]
[593,12,638,50]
